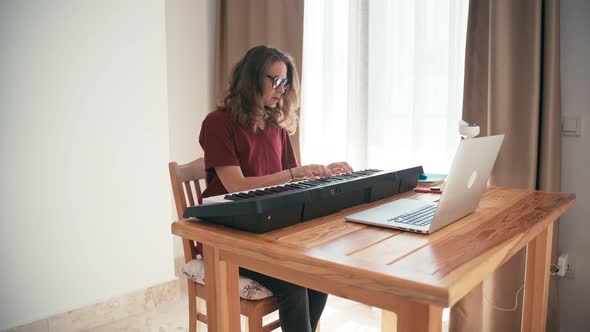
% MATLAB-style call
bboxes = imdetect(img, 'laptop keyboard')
[387,204,437,226]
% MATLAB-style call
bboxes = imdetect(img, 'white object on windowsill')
[458,120,480,139]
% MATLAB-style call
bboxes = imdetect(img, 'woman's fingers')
[297,162,353,180]
[296,164,330,178]
[321,165,331,177]
[309,164,331,177]
[327,161,353,174]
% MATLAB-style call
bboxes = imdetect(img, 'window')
[301,0,469,173]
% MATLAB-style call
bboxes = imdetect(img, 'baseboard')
[174,255,186,277]
[4,279,180,332]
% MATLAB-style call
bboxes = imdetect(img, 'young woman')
[199,45,351,332]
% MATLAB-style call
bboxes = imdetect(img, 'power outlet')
[557,254,570,277]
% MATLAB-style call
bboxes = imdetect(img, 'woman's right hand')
[291,164,332,179]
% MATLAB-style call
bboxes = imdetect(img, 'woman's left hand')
[327,161,353,175]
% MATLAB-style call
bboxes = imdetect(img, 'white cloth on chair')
[182,257,274,300]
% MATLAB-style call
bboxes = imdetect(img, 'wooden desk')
[171,187,575,332]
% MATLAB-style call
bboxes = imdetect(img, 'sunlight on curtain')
[301,0,469,173]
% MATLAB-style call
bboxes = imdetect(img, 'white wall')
[0,1,174,329]
[166,0,216,165]
[559,0,590,331]
[165,0,216,262]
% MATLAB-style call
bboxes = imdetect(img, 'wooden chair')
[169,158,281,332]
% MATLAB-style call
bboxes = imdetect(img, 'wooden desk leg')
[203,244,241,332]
[381,310,397,332]
[522,224,554,332]
[383,303,443,332]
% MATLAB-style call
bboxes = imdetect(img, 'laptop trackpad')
[346,199,431,223]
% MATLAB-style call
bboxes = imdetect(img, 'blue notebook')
[418,173,447,184]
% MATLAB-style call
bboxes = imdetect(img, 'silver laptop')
[345,135,504,234]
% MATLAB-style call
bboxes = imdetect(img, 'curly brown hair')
[218,46,300,134]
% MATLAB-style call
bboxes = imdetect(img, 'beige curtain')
[214,0,305,161]
[450,0,562,331]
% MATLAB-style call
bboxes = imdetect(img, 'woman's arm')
[215,164,336,193]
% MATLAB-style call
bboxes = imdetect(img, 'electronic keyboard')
[183,166,423,233]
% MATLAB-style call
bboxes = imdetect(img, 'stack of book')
[416,173,447,189]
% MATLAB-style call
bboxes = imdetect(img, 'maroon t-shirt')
[199,110,298,197]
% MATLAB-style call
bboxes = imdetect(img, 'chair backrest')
[168,157,206,260]
[169,158,206,218]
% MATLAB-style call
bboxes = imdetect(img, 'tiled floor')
[90,292,449,332]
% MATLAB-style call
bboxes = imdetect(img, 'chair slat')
[184,181,195,207]
[194,180,203,205]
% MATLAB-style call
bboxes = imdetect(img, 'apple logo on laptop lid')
[468,171,478,189]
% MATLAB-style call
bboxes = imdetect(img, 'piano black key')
[302,181,321,186]
[285,184,304,189]
[345,173,361,177]
[332,176,347,180]
[271,186,289,192]
[224,194,240,201]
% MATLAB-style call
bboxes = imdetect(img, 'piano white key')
[202,194,230,204]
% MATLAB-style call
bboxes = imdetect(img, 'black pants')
[240,268,328,332]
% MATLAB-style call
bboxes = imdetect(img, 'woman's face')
[261,61,288,109]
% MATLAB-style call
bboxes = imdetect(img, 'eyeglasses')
[265,74,289,89]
